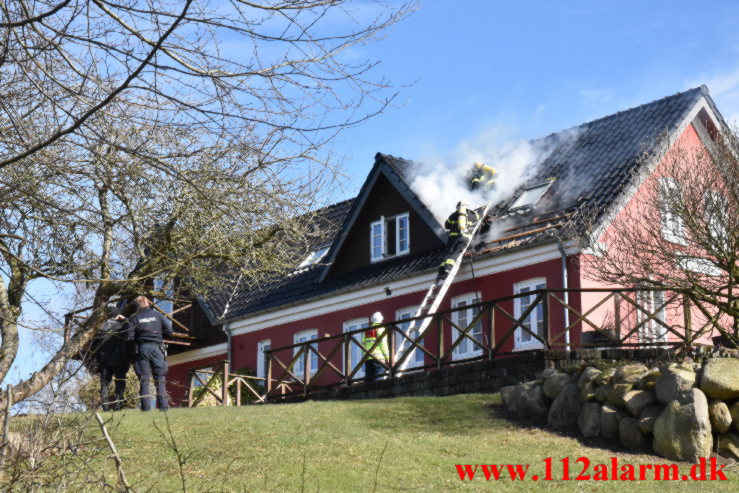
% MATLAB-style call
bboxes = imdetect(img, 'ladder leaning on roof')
[393,201,495,374]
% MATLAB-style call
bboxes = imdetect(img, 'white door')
[395,308,424,368]
[257,339,271,380]
[451,294,483,359]
[343,319,369,378]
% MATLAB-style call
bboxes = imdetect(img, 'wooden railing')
[186,361,290,407]
[262,288,730,401]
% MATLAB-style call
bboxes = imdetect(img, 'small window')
[298,245,330,269]
[704,190,728,243]
[370,213,410,262]
[153,279,174,313]
[293,329,318,378]
[509,180,554,211]
[396,213,410,255]
[659,178,687,245]
[370,219,385,262]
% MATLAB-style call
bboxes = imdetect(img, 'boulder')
[594,385,610,403]
[652,388,712,462]
[708,400,732,434]
[620,417,648,451]
[600,403,626,439]
[543,372,571,400]
[606,383,632,407]
[578,367,602,389]
[613,364,649,385]
[634,368,660,391]
[718,432,739,460]
[731,402,739,432]
[638,405,663,434]
[499,385,517,413]
[578,402,601,437]
[548,383,581,430]
[580,381,597,402]
[541,368,557,381]
[596,367,616,385]
[623,389,656,417]
[700,358,739,400]
[513,381,550,420]
[655,366,696,405]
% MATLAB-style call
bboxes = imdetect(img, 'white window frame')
[395,306,424,368]
[153,278,174,313]
[370,218,385,262]
[451,293,484,360]
[343,318,369,378]
[509,181,553,211]
[293,329,318,379]
[297,244,331,269]
[257,339,271,380]
[395,213,410,255]
[704,189,728,244]
[636,290,668,344]
[513,278,546,350]
[659,177,687,246]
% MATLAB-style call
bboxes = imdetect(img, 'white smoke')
[408,124,553,223]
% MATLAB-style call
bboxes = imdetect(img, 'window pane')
[397,214,409,253]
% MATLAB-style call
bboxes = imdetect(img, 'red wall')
[168,254,577,395]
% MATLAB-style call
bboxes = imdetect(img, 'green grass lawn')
[92,393,738,492]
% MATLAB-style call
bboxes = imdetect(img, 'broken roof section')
[201,85,717,324]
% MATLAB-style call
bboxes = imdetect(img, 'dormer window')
[370,212,410,262]
[509,179,554,212]
[298,244,330,269]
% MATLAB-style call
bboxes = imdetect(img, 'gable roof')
[201,85,718,324]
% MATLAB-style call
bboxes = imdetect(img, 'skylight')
[298,245,330,269]
[509,180,554,211]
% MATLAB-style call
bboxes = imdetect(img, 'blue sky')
[331,0,739,191]
[10,0,739,382]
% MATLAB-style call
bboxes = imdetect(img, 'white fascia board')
[589,97,714,244]
[168,342,227,366]
[227,241,570,337]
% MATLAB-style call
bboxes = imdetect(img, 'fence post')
[683,293,692,343]
[343,333,351,386]
[542,293,550,349]
[222,360,230,406]
[437,316,444,369]
[188,370,195,407]
[266,352,273,397]
[303,344,310,396]
[388,323,396,379]
[235,378,242,406]
[488,306,495,360]
[614,292,622,342]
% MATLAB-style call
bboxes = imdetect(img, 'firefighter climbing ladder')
[393,201,494,374]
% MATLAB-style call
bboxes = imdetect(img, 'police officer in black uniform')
[94,304,130,411]
[121,296,173,411]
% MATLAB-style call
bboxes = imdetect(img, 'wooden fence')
[187,288,730,405]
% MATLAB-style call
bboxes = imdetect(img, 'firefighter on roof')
[437,202,479,281]
[468,162,497,190]
[362,312,389,382]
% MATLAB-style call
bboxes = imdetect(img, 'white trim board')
[168,343,227,366]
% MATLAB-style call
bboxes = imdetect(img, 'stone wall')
[500,356,739,462]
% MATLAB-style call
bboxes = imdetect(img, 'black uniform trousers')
[133,343,169,411]
[99,357,130,411]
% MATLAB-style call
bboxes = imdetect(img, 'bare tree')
[578,126,739,345]
[0,0,415,407]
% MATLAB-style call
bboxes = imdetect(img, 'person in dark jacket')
[437,202,480,282]
[94,304,130,411]
[119,296,173,411]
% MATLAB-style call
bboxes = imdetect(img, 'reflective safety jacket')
[362,322,389,361]
[445,207,480,239]
[469,163,497,189]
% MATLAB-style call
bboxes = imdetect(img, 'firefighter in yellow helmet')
[437,202,479,282]
[468,162,497,190]
[362,312,389,382]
